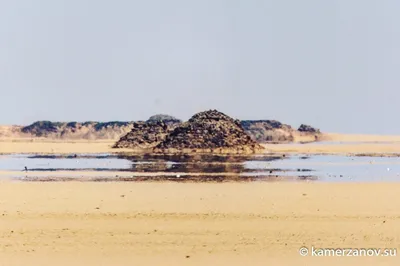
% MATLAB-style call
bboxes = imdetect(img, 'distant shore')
[2,133,400,156]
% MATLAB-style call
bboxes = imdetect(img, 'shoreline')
[2,132,400,156]
[2,142,400,157]
[0,170,315,183]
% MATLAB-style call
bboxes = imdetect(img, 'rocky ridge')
[18,121,134,139]
[3,114,320,145]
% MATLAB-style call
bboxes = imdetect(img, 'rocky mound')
[241,120,295,142]
[154,110,262,153]
[146,114,181,124]
[21,121,63,136]
[113,121,180,149]
[298,124,320,134]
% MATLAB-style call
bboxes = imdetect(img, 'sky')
[0,0,399,134]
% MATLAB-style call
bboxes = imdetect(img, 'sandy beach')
[0,181,399,265]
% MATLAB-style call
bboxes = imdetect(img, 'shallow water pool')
[1,153,400,182]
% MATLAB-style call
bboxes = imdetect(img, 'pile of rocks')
[154,110,262,153]
[146,114,181,124]
[112,121,179,149]
[112,110,322,152]
[298,124,320,134]
[240,120,295,142]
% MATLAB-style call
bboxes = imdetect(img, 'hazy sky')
[1,0,399,134]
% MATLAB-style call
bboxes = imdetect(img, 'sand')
[263,133,400,155]
[1,133,400,265]
[262,143,400,154]
[0,139,119,154]
[323,133,400,142]
[3,133,400,155]
[0,181,399,265]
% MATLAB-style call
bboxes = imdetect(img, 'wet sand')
[0,181,399,265]
[0,171,312,182]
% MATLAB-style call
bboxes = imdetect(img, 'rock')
[146,114,182,124]
[21,121,62,137]
[154,110,262,153]
[112,121,180,149]
[298,124,320,134]
[17,116,322,145]
[241,120,294,142]
[21,121,134,139]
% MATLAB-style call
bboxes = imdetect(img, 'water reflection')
[1,153,313,181]
[4,153,400,182]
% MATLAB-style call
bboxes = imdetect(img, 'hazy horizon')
[2,109,320,132]
[1,0,399,134]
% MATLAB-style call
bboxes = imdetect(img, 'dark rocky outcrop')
[146,114,182,124]
[112,121,180,149]
[21,121,63,137]
[298,124,320,134]
[240,120,294,142]
[153,110,262,153]
[241,120,291,130]
[16,115,321,145]
[21,121,134,139]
